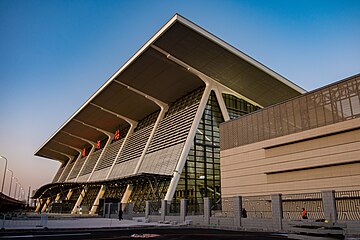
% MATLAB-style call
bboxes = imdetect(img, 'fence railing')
[335,190,360,221]
[282,192,324,220]
[242,195,272,219]
[1,213,48,229]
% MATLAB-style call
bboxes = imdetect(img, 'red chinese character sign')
[114,130,120,140]
[96,140,101,149]
[82,148,86,157]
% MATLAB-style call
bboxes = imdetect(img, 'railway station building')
[35,14,359,215]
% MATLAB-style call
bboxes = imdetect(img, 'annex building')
[33,14,305,214]
[220,73,360,197]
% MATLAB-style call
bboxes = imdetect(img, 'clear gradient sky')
[0,0,359,198]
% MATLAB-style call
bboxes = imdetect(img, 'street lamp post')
[14,177,18,199]
[6,169,13,196]
[0,155,8,193]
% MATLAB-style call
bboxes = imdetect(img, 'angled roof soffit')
[35,14,305,162]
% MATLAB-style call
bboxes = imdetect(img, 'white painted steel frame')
[35,14,304,162]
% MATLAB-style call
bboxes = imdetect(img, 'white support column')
[87,135,112,181]
[44,148,73,183]
[89,185,106,214]
[106,122,137,179]
[65,153,82,181]
[52,141,83,182]
[87,103,139,214]
[54,193,61,201]
[164,84,212,201]
[41,198,51,212]
[71,186,87,214]
[62,131,97,182]
[112,80,169,205]
[35,199,43,213]
[53,142,83,182]
[73,119,114,182]
[213,85,230,122]
[121,105,168,204]
[76,145,95,181]
[133,104,168,174]
[66,189,73,200]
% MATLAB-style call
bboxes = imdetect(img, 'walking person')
[301,208,308,219]
[118,203,123,221]
[241,208,247,218]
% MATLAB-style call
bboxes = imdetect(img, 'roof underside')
[35,14,304,163]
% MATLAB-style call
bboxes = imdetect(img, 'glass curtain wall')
[176,91,223,211]
[175,92,261,211]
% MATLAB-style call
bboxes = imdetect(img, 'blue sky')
[0,0,359,197]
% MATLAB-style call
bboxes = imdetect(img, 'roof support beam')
[43,147,72,161]
[43,148,74,183]
[62,131,97,146]
[53,141,82,155]
[73,119,114,138]
[89,103,138,127]
[113,80,169,110]
[150,44,262,108]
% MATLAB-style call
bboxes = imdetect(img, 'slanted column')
[66,189,73,200]
[204,197,211,226]
[180,199,187,223]
[35,199,43,213]
[41,198,51,213]
[161,200,167,221]
[232,196,242,228]
[71,186,87,214]
[145,201,150,219]
[322,190,337,223]
[89,185,106,214]
[271,194,283,230]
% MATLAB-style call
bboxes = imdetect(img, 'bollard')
[1,214,5,230]
[40,213,48,229]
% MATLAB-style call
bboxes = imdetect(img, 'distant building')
[33,14,306,214]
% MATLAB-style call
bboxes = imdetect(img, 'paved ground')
[0,228,292,239]
[0,216,345,239]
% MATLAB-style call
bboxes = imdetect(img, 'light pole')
[14,177,19,199]
[0,155,8,193]
[6,168,13,196]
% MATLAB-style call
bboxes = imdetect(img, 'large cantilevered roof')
[35,14,305,163]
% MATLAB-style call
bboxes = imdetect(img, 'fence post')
[161,200,167,221]
[233,196,242,228]
[145,201,150,219]
[127,202,133,220]
[271,194,283,230]
[322,190,337,223]
[1,215,5,230]
[180,199,187,223]
[204,197,210,226]
[40,212,48,228]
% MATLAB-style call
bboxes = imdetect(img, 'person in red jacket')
[301,208,308,219]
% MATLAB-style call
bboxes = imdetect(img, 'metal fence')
[1,213,48,229]
[168,200,180,216]
[282,192,324,220]
[221,74,360,150]
[148,201,161,216]
[335,190,360,220]
[242,195,272,219]
[186,199,204,215]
